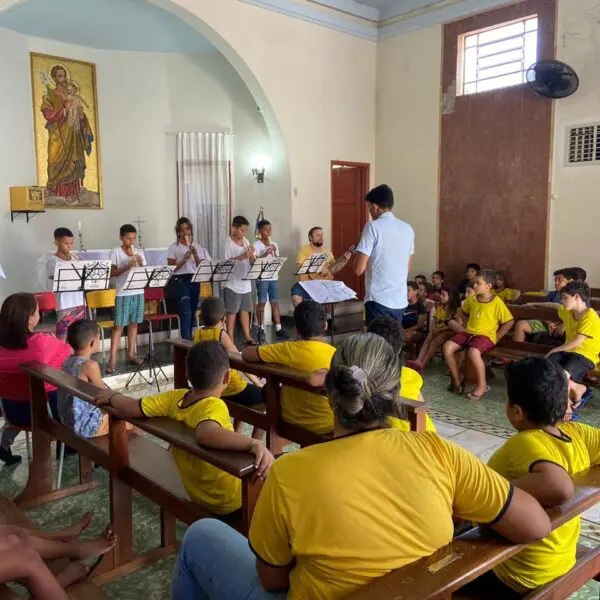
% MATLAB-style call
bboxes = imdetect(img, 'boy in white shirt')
[107,224,146,374]
[47,227,85,340]
[253,219,288,340]
[223,216,256,346]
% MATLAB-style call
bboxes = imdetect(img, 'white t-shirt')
[46,254,85,311]
[253,240,280,281]
[166,242,211,275]
[110,247,146,297]
[223,238,251,294]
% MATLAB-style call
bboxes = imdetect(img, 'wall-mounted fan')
[526,60,579,99]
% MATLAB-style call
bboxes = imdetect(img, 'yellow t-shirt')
[387,367,436,432]
[258,339,336,434]
[494,288,518,303]
[462,294,514,344]
[249,430,512,600]
[193,326,247,396]
[558,306,600,366]
[140,390,241,514]
[488,423,600,593]
[433,304,458,329]
[296,244,335,282]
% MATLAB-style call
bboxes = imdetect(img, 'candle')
[77,221,82,233]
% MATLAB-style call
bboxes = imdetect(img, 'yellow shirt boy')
[258,340,336,433]
[141,389,241,514]
[558,305,600,366]
[388,367,436,432]
[488,422,600,593]
[250,430,511,600]
[462,294,514,344]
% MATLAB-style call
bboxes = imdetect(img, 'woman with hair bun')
[172,334,551,600]
[166,217,211,340]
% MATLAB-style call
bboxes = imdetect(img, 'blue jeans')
[171,519,287,600]
[256,280,280,304]
[166,275,200,340]
[364,301,404,325]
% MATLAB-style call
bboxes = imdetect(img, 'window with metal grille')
[457,16,538,96]
[566,124,600,166]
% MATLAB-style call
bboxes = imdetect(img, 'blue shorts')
[115,294,145,327]
[364,301,404,325]
[256,280,280,304]
[290,282,311,300]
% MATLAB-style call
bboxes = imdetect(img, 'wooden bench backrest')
[346,467,600,599]
[506,304,559,323]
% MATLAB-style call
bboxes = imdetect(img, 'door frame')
[330,160,371,298]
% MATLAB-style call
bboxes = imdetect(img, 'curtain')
[176,132,231,262]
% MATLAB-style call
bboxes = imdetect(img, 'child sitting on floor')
[546,281,600,417]
[485,357,600,596]
[412,287,461,371]
[94,341,274,514]
[443,270,514,401]
[493,271,521,303]
[242,300,335,434]
[402,281,428,344]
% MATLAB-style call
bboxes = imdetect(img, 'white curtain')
[176,132,231,261]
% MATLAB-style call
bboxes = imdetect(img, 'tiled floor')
[0,340,598,599]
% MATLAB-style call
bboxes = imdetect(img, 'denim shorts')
[290,282,312,300]
[256,280,280,304]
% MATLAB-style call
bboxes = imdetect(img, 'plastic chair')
[33,292,56,324]
[86,289,116,364]
[143,288,181,342]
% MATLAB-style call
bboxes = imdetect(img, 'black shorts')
[224,384,264,406]
[549,352,595,383]
[526,332,564,347]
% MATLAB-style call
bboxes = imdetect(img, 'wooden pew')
[18,361,261,584]
[346,466,600,600]
[170,339,430,448]
[517,292,600,311]
[0,490,109,599]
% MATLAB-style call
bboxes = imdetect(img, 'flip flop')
[448,381,465,395]
[104,365,116,375]
[571,387,593,418]
[467,386,491,402]
[127,357,144,366]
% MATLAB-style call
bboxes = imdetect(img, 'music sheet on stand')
[299,281,357,304]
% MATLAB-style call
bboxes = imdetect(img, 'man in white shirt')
[354,185,415,325]
[253,219,289,340]
[107,224,146,374]
[223,216,256,345]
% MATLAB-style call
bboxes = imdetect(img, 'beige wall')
[375,25,442,277]
[375,0,600,286]
[550,0,600,286]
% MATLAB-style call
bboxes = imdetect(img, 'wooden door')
[331,163,369,298]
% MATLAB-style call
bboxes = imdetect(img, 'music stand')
[244,258,287,344]
[298,280,357,344]
[52,260,111,292]
[192,260,236,284]
[294,253,329,278]
[122,266,176,391]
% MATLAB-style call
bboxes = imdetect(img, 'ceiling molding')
[309,0,380,21]
[239,0,378,40]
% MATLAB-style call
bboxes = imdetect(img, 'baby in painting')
[64,81,88,128]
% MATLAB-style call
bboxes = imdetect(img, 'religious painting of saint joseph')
[30,53,102,208]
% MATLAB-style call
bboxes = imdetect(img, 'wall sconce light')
[252,168,266,183]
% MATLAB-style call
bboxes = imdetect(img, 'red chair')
[33,292,56,325]
[143,288,181,344]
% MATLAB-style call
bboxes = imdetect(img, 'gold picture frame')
[30,52,103,209]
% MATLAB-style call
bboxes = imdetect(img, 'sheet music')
[299,280,357,304]
[123,266,175,290]
[244,257,287,281]
[295,253,329,275]
[0,264,5,280]
[192,260,235,283]
[52,260,111,292]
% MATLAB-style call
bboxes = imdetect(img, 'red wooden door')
[331,163,368,298]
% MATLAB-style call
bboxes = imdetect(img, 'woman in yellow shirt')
[171,334,552,600]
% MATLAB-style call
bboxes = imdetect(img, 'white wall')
[550,0,600,286]
[375,25,442,277]
[0,28,283,298]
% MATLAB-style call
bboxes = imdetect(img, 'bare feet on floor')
[73,525,116,560]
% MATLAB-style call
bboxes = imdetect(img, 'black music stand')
[52,260,111,292]
[244,257,287,345]
[192,260,236,285]
[123,266,175,391]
